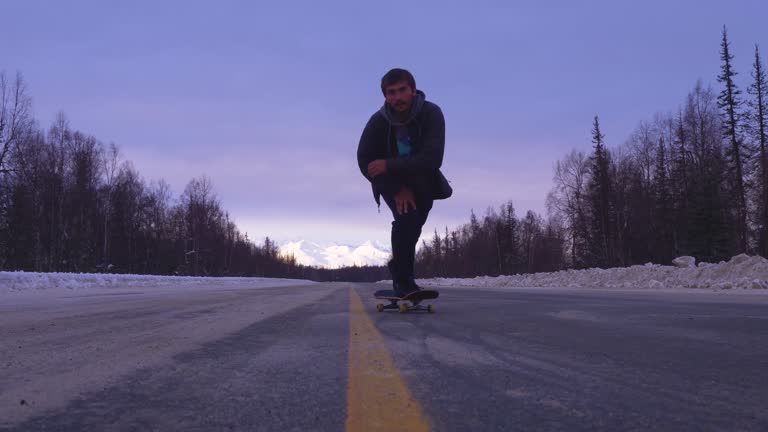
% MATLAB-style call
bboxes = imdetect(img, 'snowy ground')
[0,271,317,297]
[3,254,768,298]
[412,254,768,292]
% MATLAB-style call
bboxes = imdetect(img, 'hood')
[379,89,426,126]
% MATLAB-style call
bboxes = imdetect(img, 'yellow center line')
[346,288,430,432]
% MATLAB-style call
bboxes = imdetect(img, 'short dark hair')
[381,68,416,95]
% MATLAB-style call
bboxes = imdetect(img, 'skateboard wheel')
[376,304,384,312]
[398,304,408,313]
[428,304,435,313]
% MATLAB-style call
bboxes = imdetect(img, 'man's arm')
[357,114,403,196]
[386,104,445,175]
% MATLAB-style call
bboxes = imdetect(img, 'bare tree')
[44,113,71,270]
[0,71,32,174]
[181,176,222,275]
[520,210,542,272]
[547,149,590,267]
[0,72,32,260]
[101,142,120,264]
[66,131,102,270]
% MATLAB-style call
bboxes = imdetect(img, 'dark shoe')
[393,281,421,297]
[409,279,422,291]
[396,281,421,298]
[400,278,421,293]
[393,279,412,298]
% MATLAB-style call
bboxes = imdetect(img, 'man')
[357,68,450,297]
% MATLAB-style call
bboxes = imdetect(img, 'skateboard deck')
[374,289,439,313]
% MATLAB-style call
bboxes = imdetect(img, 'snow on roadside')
[0,272,317,294]
[415,254,768,291]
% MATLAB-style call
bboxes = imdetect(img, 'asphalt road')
[1,283,767,431]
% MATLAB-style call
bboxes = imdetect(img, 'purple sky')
[3,1,767,246]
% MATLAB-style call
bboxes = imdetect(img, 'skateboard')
[374,289,439,313]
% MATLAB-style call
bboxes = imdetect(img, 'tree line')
[0,75,318,279]
[416,26,768,277]
[2,26,764,282]
[0,72,399,282]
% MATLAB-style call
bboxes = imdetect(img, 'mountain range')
[278,240,391,268]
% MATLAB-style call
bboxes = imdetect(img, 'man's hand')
[394,187,416,215]
[367,159,387,178]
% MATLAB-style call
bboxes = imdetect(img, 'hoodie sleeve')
[357,114,403,196]
[386,104,445,175]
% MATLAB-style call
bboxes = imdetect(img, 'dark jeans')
[382,192,434,286]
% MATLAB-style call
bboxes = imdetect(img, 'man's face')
[384,81,416,113]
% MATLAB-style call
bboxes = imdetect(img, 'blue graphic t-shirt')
[395,125,412,156]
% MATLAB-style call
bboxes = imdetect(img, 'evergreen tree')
[717,26,748,252]
[431,228,442,276]
[747,44,768,255]
[501,201,519,274]
[671,110,691,255]
[586,116,615,267]
[684,82,734,262]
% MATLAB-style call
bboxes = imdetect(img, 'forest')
[417,28,767,277]
[1,28,765,282]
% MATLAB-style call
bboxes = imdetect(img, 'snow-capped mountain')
[279,240,391,268]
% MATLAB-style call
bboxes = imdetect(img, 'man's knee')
[394,207,420,222]
[392,209,422,233]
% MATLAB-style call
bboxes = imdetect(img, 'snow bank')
[416,254,768,291]
[0,272,316,294]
